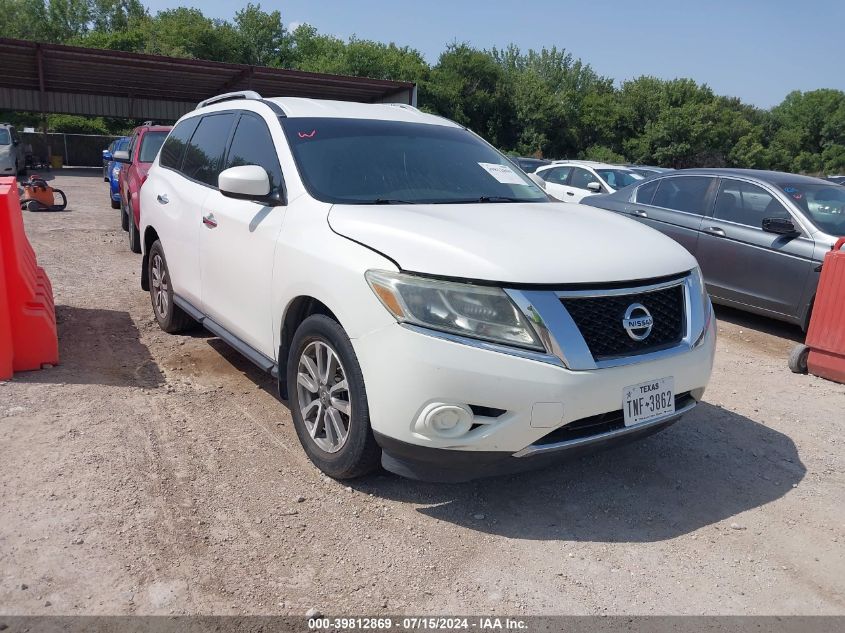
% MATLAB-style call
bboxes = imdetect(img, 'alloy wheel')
[296,340,352,453]
[150,253,169,319]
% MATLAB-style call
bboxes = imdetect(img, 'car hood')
[328,201,698,285]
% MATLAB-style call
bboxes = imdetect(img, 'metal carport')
[0,38,417,121]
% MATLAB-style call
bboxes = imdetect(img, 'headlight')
[112,165,121,177]
[692,266,713,347]
[366,270,544,351]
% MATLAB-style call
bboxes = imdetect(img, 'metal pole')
[63,134,69,167]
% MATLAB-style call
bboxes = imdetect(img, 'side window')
[182,113,236,186]
[127,133,139,159]
[635,179,659,204]
[651,176,713,214]
[539,166,572,184]
[570,167,599,190]
[713,179,790,228]
[160,118,200,171]
[224,113,284,195]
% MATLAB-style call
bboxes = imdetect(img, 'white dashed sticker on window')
[478,162,524,185]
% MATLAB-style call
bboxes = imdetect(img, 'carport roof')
[0,38,416,119]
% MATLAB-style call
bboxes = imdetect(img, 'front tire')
[110,197,120,210]
[287,315,380,479]
[121,199,129,231]
[128,201,141,253]
[148,240,194,334]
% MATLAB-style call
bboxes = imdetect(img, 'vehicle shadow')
[352,402,805,543]
[714,304,805,343]
[13,305,164,387]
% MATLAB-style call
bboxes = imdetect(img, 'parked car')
[826,175,845,186]
[140,91,715,482]
[533,160,643,202]
[513,157,552,174]
[0,123,24,176]
[113,122,171,253]
[105,137,130,209]
[102,136,129,181]
[626,165,674,178]
[581,169,845,329]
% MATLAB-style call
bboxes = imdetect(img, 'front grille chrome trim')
[506,270,707,371]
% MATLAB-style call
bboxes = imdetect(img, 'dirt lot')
[1,169,843,616]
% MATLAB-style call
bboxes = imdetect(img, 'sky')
[143,0,845,109]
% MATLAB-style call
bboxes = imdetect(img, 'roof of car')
[133,125,172,133]
[260,97,462,127]
[670,168,831,185]
[551,160,628,170]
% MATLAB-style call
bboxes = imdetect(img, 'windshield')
[0,129,10,145]
[595,169,643,190]
[115,137,130,152]
[281,118,548,204]
[138,131,168,163]
[780,183,845,236]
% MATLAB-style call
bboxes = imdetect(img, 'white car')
[533,160,643,203]
[0,123,24,176]
[140,91,715,482]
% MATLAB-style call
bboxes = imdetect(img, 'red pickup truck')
[115,123,171,253]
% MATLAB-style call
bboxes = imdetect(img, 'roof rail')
[197,91,263,110]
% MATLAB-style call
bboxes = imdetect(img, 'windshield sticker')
[783,186,798,193]
[478,162,524,185]
[297,130,317,139]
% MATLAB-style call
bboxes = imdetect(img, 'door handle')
[566,191,575,196]
[156,194,169,204]
[702,226,726,237]
[202,213,218,228]
[631,209,648,218]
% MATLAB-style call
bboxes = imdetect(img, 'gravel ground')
[0,169,843,616]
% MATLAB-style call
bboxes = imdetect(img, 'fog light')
[417,403,473,439]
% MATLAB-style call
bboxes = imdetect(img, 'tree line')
[2,0,843,174]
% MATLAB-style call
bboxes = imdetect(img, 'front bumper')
[376,398,693,482]
[354,312,716,481]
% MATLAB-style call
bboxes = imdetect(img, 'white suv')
[140,91,715,482]
[533,160,643,203]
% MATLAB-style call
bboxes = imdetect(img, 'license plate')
[623,377,675,426]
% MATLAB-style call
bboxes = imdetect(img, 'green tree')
[233,3,285,66]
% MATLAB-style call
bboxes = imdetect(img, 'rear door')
[694,178,815,317]
[199,111,287,358]
[628,175,715,256]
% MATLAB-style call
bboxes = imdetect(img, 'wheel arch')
[140,226,159,291]
[277,295,339,400]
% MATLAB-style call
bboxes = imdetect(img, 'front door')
[695,178,815,318]
[200,112,287,358]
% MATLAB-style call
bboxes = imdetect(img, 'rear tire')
[287,315,380,479]
[788,344,810,374]
[128,201,141,253]
[148,240,194,334]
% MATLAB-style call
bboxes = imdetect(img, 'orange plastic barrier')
[805,237,845,384]
[0,176,59,377]
[0,235,12,379]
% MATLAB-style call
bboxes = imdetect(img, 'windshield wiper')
[476,195,522,203]
[371,198,417,205]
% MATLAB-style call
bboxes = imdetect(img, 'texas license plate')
[623,377,675,426]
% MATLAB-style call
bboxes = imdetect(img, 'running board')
[173,295,279,377]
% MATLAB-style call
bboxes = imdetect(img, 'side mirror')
[587,181,602,193]
[762,217,799,236]
[528,173,546,190]
[113,150,131,164]
[218,165,281,205]
[102,150,112,160]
